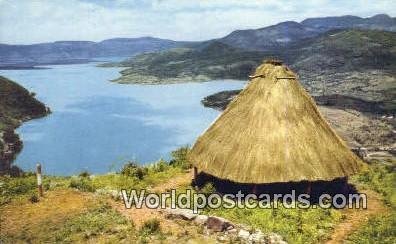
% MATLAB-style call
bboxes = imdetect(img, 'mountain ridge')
[1,14,394,68]
[0,37,194,68]
[219,14,396,50]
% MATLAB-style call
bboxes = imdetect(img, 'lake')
[0,61,246,175]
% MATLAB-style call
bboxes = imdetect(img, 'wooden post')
[36,163,43,197]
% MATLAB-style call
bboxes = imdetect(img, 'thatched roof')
[188,61,363,184]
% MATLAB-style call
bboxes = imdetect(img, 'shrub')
[78,171,90,178]
[69,177,95,192]
[152,159,168,173]
[200,182,216,195]
[140,218,161,235]
[1,175,37,195]
[120,162,148,180]
[169,146,191,169]
[29,194,39,203]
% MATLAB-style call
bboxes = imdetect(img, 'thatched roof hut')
[188,60,363,185]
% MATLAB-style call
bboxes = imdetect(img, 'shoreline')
[0,75,51,175]
[0,110,50,176]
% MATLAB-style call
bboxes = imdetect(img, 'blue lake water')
[0,61,246,175]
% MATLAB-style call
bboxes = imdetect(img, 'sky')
[0,0,395,44]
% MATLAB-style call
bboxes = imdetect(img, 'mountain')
[109,29,396,112]
[219,14,396,50]
[105,41,269,84]
[110,29,396,82]
[1,14,394,67]
[0,76,49,174]
[2,14,394,67]
[301,14,396,32]
[288,29,396,72]
[91,37,180,57]
[220,21,319,50]
[0,37,189,68]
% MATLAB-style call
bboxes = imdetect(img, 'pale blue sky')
[0,0,395,44]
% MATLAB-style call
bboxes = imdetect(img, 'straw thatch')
[188,61,363,184]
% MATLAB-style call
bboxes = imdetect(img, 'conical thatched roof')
[188,61,363,184]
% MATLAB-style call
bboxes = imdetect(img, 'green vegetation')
[0,147,191,243]
[200,182,216,195]
[199,161,396,244]
[53,203,135,243]
[140,218,161,235]
[69,176,96,192]
[105,30,396,86]
[348,214,395,244]
[169,146,191,169]
[1,148,394,243]
[348,162,396,243]
[0,174,65,205]
[352,163,396,206]
[204,202,342,244]
[105,41,267,84]
[120,161,148,179]
[0,76,48,174]
[0,76,47,129]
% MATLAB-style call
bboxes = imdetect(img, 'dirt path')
[109,170,216,242]
[325,189,388,244]
[112,170,389,243]
[111,170,193,229]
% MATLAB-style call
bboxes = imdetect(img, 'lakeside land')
[0,76,49,175]
[103,29,396,111]
[0,147,394,243]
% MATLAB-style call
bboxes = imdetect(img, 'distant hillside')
[109,29,396,81]
[0,37,192,68]
[219,14,396,50]
[0,76,49,174]
[301,14,396,33]
[109,29,396,112]
[289,29,396,72]
[1,14,394,68]
[106,41,270,84]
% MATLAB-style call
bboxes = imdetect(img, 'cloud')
[0,0,395,44]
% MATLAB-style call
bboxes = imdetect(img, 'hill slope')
[219,14,396,50]
[0,37,191,68]
[107,41,270,84]
[0,76,49,174]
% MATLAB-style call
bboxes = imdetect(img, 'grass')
[0,147,192,243]
[351,162,396,207]
[204,202,342,244]
[140,218,161,235]
[1,147,394,243]
[199,160,396,244]
[347,161,396,243]
[347,213,396,244]
[53,203,135,243]
[0,174,69,205]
